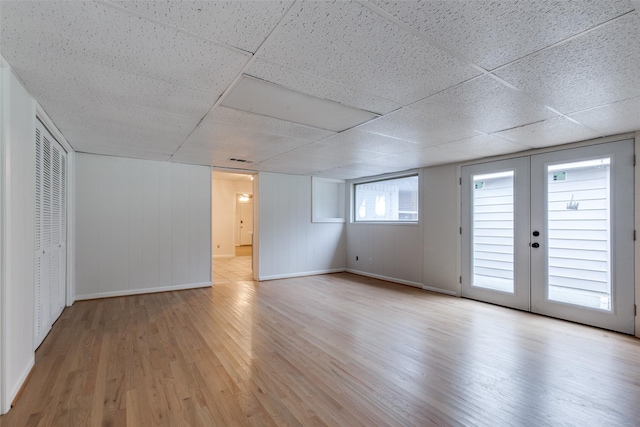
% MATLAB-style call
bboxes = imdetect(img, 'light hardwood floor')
[2,272,639,426]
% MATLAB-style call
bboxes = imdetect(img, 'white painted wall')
[346,171,425,288]
[257,172,346,279]
[1,68,36,413]
[211,176,252,258]
[75,154,211,299]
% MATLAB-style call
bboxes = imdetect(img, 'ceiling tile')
[37,88,199,152]
[314,163,406,180]
[0,1,250,94]
[368,0,633,70]
[282,141,386,164]
[569,96,640,136]
[493,117,601,148]
[109,0,293,52]
[207,107,335,141]
[11,56,215,119]
[246,59,401,114]
[358,108,480,146]
[257,1,479,105]
[411,75,558,134]
[320,129,420,156]
[495,13,640,113]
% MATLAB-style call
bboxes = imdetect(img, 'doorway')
[461,140,635,334]
[211,171,255,284]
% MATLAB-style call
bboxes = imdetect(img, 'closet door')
[34,119,67,348]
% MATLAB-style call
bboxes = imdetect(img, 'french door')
[462,140,634,334]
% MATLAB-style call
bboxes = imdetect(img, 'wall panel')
[75,154,211,299]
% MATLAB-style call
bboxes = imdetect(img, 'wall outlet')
[356,256,359,261]
[368,257,373,265]
[217,244,220,248]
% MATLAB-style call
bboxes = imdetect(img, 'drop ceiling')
[1,1,639,180]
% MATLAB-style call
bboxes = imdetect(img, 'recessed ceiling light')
[221,75,380,132]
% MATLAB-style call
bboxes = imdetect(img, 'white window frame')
[351,170,420,224]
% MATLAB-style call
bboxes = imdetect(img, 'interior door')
[461,157,531,311]
[462,139,635,334]
[239,201,253,246]
[530,140,634,334]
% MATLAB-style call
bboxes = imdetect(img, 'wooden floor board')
[2,271,640,426]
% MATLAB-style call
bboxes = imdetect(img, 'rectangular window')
[354,174,418,222]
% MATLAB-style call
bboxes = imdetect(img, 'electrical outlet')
[356,256,359,261]
[368,257,373,265]
[217,245,220,248]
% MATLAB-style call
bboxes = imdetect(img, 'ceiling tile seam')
[98,0,253,57]
[563,94,640,116]
[168,0,303,161]
[633,1,640,16]
[249,57,403,112]
[360,0,611,138]
[489,10,638,74]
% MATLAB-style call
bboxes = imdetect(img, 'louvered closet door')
[34,119,67,348]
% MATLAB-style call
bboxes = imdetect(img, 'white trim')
[0,58,8,415]
[259,268,346,281]
[7,356,34,410]
[421,284,458,297]
[213,254,234,259]
[74,282,212,301]
[346,269,423,289]
[635,132,640,338]
[35,104,72,153]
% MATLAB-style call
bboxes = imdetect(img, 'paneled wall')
[1,68,36,413]
[75,154,211,299]
[257,172,346,279]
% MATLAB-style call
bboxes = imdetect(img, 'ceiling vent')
[228,158,253,164]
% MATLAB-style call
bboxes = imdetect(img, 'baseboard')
[74,282,212,301]
[6,356,35,412]
[421,284,458,297]
[213,254,234,259]
[346,269,423,289]
[259,268,346,281]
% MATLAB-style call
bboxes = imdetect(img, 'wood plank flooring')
[2,272,640,426]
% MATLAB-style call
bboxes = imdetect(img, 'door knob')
[531,242,540,248]
[532,231,540,236]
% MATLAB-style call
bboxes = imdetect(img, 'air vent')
[228,158,253,164]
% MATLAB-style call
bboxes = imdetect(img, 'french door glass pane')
[472,171,514,293]
[546,158,612,310]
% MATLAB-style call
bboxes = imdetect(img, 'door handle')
[531,242,540,248]
[532,231,540,236]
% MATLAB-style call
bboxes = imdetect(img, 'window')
[312,177,346,223]
[354,174,418,222]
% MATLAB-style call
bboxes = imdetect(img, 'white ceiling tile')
[314,163,406,180]
[11,56,214,119]
[0,1,250,94]
[495,13,640,113]
[358,108,480,146]
[430,135,531,159]
[257,1,479,105]
[321,130,419,155]
[493,117,601,148]
[411,75,558,134]
[368,0,633,70]
[246,59,401,114]
[37,89,199,152]
[207,107,335,141]
[283,141,386,164]
[569,96,640,136]
[110,0,293,52]
[256,151,354,174]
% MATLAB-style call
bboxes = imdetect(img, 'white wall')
[1,68,36,413]
[211,176,252,258]
[257,172,346,279]
[75,154,211,299]
[422,164,460,295]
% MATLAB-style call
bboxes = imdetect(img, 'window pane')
[546,157,612,310]
[472,171,514,293]
[354,175,418,222]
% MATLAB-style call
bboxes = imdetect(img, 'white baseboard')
[213,254,234,259]
[74,282,212,301]
[346,269,423,288]
[5,356,34,413]
[259,268,346,281]
[421,284,458,296]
